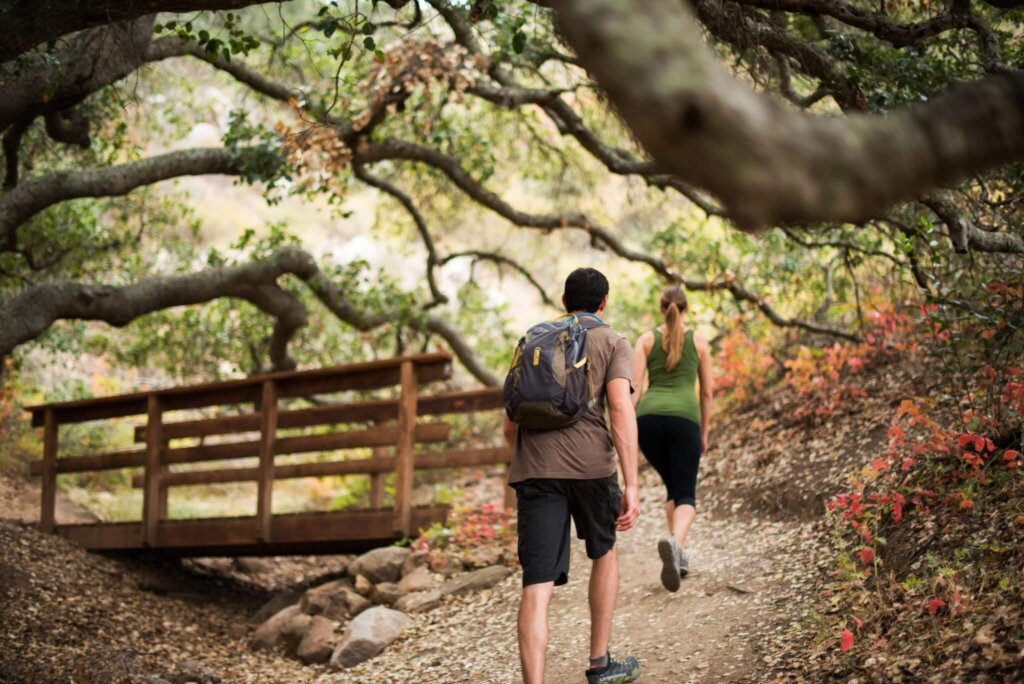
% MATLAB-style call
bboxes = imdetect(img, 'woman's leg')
[668,418,702,549]
[638,415,673,501]
[664,499,675,532]
[670,503,697,548]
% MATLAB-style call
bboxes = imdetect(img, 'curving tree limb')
[441,250,558,308]
[351,163,448,306]
[146,35,303,102]
[0,18,157,131]
[921,191,1024,254]
[0,246,500,386]
[0,147,276,247]
[548,0,1024,230]
[0,1,267,65]
[357,138,860,341]
[0,247,310,371]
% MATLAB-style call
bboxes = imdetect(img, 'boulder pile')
[249,546,511,669]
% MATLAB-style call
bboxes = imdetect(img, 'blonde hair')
[660,286,688,372]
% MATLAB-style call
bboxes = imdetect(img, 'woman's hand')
[701,433,709,454]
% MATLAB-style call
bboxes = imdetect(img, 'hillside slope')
[2,351,1020,682]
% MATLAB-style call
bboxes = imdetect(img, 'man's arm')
[607,377,640,531]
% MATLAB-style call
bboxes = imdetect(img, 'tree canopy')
[1,0,1022,384]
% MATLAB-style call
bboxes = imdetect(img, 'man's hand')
[616,484,640,531]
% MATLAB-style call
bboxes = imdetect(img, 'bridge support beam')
[393,361,417,537]
[256,379,278,543]
[142,395,163,546]
[40,408,58,533]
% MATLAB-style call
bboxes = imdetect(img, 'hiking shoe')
[678,550,690,578]
[585,654,642,683]
[657,537,681,592]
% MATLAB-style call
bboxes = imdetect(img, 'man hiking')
[503,267,642,684]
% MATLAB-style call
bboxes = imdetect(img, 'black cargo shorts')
[512,474,622,586]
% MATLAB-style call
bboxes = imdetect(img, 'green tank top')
[636,328,701,424]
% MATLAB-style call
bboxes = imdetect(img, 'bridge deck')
[55,505,450,556]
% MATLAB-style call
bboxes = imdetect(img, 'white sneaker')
[657,537,681,592]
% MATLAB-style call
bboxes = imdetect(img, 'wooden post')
[393,361,417,536]
[40,408,58,532]
[157,438,171,521]
[142,395,163,546]
[256,379,278,543]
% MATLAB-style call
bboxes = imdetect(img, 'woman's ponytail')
[659,286,688,372]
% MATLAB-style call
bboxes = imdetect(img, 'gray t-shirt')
[508,324,634,482]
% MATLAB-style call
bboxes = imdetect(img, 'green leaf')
[512,31,526,54]
[364,36,376,50]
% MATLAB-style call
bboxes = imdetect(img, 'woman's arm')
[631,331,653,408]
[695,332,715,453]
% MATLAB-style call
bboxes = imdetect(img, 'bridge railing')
[27,353,513,554]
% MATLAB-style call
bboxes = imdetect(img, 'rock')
[233,557,272,574]
[463,545,504,569]
[249,588,303,625]
[440,565,511,596]
[346,589,371,616]
[296,616,337,665]
[136,574,180,596]
[348,546,410,584]
[189,557,231,574]
[280,613,313,654]
[370,582,405,606]
[394,590,442,614]
[330,607,413,669]
[302,580,368,620]
[301,579,346,615]
[162,660,221,684]
[428,554,465,578]
[251,604,302,651]
[401,550,428,577]
[397,565,434,593]
[354,574,373,596]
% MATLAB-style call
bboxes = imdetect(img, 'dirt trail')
[0,464,831,684]
[347,467,825,684]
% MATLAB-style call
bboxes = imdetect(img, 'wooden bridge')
[27,353,512,556]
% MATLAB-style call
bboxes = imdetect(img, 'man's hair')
[563,268,609,313]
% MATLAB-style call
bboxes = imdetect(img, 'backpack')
[503,313,605,430]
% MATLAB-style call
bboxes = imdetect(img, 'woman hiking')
[631,286,714,592]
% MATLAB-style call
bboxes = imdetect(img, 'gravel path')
[338,466,826,684]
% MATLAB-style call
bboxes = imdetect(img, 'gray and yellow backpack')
[503,313,605,430]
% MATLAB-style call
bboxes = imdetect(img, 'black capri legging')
[637,414,702,508]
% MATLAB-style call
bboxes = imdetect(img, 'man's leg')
[519,581,554,684]
[589,546,618,660]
